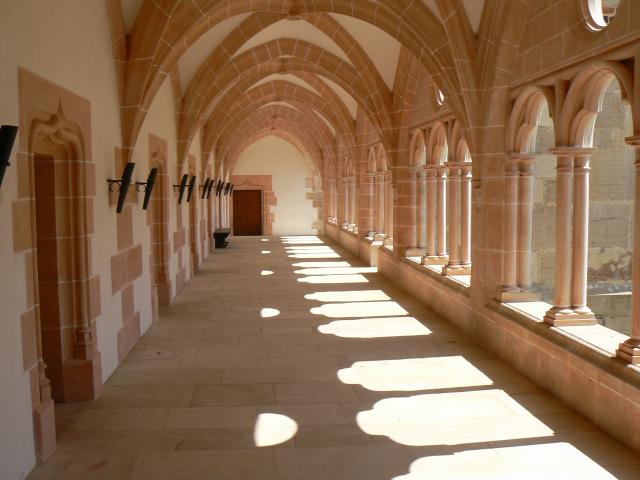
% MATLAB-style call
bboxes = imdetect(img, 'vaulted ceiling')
[109,0,498,177]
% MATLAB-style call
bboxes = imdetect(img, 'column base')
[50,352,103,402]
[443,264,471,276]
[157,280,173,307]
[544,307,597,326]
[373,233,386,242]
[616,339,640,364]
[33,397,56,462]
[421,255,448,266]
[383,237,393,247]
[497,289,540,302]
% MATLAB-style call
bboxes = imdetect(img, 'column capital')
[434,165,448,177]
[504,157,519,174]
[549,146,597,157]
[509,152,540,162]
[624,135,640,147]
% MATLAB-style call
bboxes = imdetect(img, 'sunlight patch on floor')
[311,301,408,318]
[394,442,621,479]
[356,389,553,447]
[292,261,352,268]
[294,266,377,276]
[305,289,391,303]
[297,274,369,283]
[288,253,341,259]
[260,308,280,318]
[338,356,491,391]
[281,236,324,245]
[261,270,274,276]
[253,413,298,447]
[285,246,335,252]
[318,316,431,338]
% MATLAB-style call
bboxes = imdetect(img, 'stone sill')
[490,300,640,386]
[403,255,471,295]
[339,227,358,238]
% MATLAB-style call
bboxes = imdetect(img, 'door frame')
[229,176,276,235]
[233,188,263,236]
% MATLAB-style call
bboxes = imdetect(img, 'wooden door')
[233,189,262,235]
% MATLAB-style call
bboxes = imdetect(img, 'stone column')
[460,163,472,271]
[407,167,418,250]
[418,168,427,249]
[444,163,462,275]
[350,177,357,228]
[327,179,332,222]
[342,177,350,228]
[571,152,594,317]
[366,173,376,236]
[375,174,385,237]
[422,167,440,264]
[618,136,640,363]
[436,166,448,260]
[498,158,519,300]
[544,147,596,326]
[384,173,394,244]
[517,156,536,291]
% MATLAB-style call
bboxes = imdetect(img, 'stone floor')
[28,236,640,479]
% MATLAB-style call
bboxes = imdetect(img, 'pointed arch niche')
[147,134,171,321]
[14,68,102,462]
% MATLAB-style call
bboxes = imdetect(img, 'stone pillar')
[498,158,519,300]
[366,173,376,236]
[328,179,335,222]
[444,164,462,275]
[418,168,427,249]
[460,164,472,270]
[384,172,394,244]
[436,166,448,260]
[407,167,418,249]
[342,177,349,228]
[517,156,536,291]
[545,147,597,326]
[422,167,441,264]
[350,177,357,228]
[375,174,385,238]
[617,136,640,363]
[571,153,595,317]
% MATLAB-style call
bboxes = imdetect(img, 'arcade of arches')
[3,0,640,478]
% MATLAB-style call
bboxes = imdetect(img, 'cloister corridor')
[27,236,640,480]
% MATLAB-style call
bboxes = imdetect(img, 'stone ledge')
[399,253,471,297]
[491,300,640,388]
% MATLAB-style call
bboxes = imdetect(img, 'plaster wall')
[232,136,318,236]
[130,77,196,335]
[0,1,122,478]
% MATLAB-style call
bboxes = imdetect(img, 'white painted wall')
[0,3,209,478]
[233,136,317,235]
[0,2,122,478]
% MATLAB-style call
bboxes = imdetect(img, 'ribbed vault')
[105,0,528,180]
